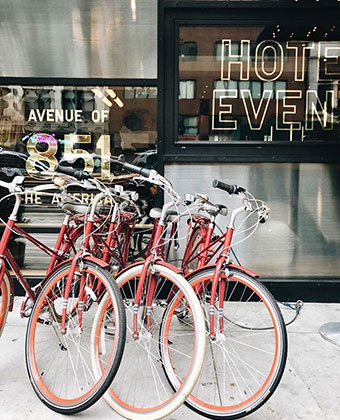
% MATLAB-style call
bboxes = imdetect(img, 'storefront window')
[0,84,157,273]
[0,85,157,177]
[178,24,340,142]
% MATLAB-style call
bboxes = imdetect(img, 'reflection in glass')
[0,85,157,161]
[0,84,158,272]
[178,24,340,143]
[166,162,340,279]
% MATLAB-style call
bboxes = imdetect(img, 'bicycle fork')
[132,256,157,339]
[60,251,86,334]
[209,227,234,340]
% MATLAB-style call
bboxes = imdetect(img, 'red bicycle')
[0,158,126,415]
[91,162,206,420]
[160,180,288,420]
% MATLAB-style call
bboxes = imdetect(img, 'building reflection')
[178,24,340,143]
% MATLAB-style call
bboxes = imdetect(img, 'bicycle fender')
[115,261,144,278]
[185,264,216,279]
[185,263,259,279]
[45,257,75,279]
[228,263,259,278]
[82,255,110,269]
[156,261,182,274]
[45,256,110,279]
[116,260,182,278]
[0,258,5,279]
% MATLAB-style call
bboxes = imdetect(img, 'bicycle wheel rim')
[161,268,287,419]
[25,261,125,413]
[95,263,206,420]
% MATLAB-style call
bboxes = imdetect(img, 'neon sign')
[212,39,339,139]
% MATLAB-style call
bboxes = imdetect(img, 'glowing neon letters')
[213,39,338,134]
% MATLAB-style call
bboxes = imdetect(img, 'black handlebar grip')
[123,162,152,178]
[212,179,237,195]
[212,179,245,195]
[55,165,76,177]
[56,165,91,181]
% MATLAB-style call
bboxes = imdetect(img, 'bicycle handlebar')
[55,164,92,181]
[0,176,25,193]
[0,148,27,161]
[32,183,59,192]
[122,162,152,178]
[212,179,245,195]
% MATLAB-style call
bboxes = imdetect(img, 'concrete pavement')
[0,299,339,420]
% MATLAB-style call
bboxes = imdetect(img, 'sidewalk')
[0,300,339,420]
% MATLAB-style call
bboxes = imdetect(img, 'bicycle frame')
[131,201,179,338]
[46,214,85,273]
[182,215,224,272]
[59,193,138,332]
[181,204,261,339]
[95,211,137,268]
[0,215,80,307]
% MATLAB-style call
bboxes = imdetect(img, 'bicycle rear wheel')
[92,263,206,419]
[0,270,11,337]
[160,267,287,419]
[25,260,126,414]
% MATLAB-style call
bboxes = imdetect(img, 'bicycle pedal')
[174,307,189,317]
[104,325,116,336]
[20,298,34,318]
[74,271,82,277]
[37,317,52,326]
[203,293,211,303]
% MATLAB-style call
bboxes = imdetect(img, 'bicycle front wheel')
[160,267,287,419]
[25,260,126,414]
[92,263,206,420]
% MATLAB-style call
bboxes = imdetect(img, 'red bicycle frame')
[130,202,179,338]
[0,214,84,309]
[180,204,260,339]
[59,193,138,332]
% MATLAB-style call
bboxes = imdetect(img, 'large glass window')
[0,84,157,274]
[165,162,340,280]
[0,84,157,176]
[178,24,340,143]
[0,1,157,79]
